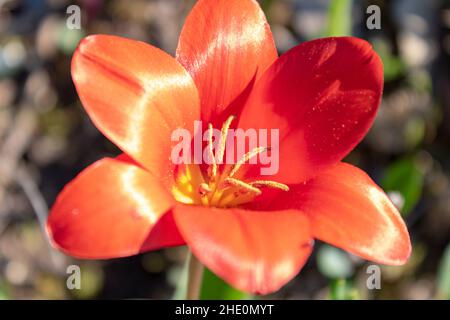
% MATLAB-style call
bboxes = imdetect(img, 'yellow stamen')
[216,115,234,165]
[198,182,212,196]
[223,177,262,195]
[229,146,269,178]
[172,116,289,209]
[207,123,217,178]
[249,180,289,191]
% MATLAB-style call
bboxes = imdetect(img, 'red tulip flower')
[47,0,411,295]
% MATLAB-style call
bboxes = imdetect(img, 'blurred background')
[0,0,449,300]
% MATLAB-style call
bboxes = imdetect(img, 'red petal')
[174,205,313,294]
[72,35,200,186]
[238,37,383,184]
[267,163,411,265]
[176,0,277,124]
[47,157,184,259]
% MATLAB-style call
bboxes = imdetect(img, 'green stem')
[186,252,204,300]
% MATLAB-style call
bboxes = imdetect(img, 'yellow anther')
[249,180,289,191]
[216,115,234,165]
[224,177,262,195]
[229,146,269,178]
[207,123,217,178]
[198,182,212,196]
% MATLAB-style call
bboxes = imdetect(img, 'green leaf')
[0,280,10,300]
[329,279,359,300]
[381,156,424,216]
[260,0,275,15]
[372,39,406,81]
[317,245,354,279]
[57,22,85,55]
[325,0,353,37]
[437,244,450,299]
[405,117,426,148]
[200,268,251,300]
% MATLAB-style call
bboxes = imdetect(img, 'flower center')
[172,116,289,208]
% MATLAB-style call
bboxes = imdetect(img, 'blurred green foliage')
[373,40,406,82]
[0,280,10,300]
[200,268,251,300]
[437,244,450,299]
[325,0,353,37]
[58,24,85,55]
[381,156,424,216]
[329,279,359,300]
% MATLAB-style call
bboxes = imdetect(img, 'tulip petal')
[72,35,200,186]
[47,157,184,259]
[238,37,383,184]
[266,163,411,265]
[176,0,277,124]
[174,205,313,294]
